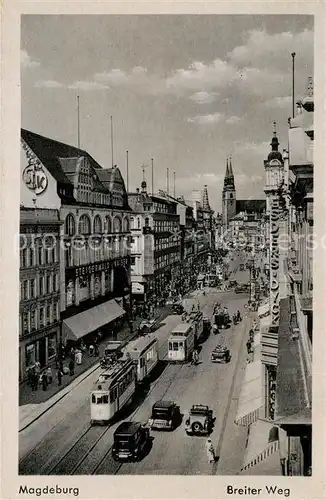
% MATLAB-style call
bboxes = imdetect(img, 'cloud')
[94,66,161,93]
[68,81,110,91]
[187,112,224,125]
[189,91,218,104]
[228,29,313,69]
[238,140,271,158]
[21,49,40,69]
[226,115,242,124]
[264,96,292,108]
[34,80,64,88]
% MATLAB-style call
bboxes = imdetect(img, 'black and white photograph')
[1,3,323,497]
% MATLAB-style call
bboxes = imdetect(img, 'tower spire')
[229,154,234,180]
[224,157,230,187]
[202,184,211,212]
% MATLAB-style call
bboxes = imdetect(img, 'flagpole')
[151,158,154,196]
[126,150,129,192]
[110,115,114,168]
[77,95,80,148]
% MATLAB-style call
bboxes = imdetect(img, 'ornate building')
[222,157,236,228]
[21,129,131,362]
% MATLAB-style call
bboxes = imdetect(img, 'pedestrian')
[57,368,63,386]
[31,370,38,391]
[205,439,216,463]
[41,372,48,391]
[89,344,94,356]
[246,340,252,354]
[94,343,100,357]
[69,359,75,376]
[46,366,53,384]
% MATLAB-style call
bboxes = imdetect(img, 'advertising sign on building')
[269,197,280,326]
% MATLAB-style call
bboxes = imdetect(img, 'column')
[45,336,49,366]
[90,273,95,300]
[101,270,105,296]
[75,276,80,306]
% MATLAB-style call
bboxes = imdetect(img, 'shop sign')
[75,260,112,278]
[270,198,280,326]
[22,143,48,195]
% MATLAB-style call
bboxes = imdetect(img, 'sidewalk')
[19,304,172,408]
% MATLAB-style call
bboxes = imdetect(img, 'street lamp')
[247,257,255,304]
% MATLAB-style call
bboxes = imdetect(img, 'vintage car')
[172,303,184,315]
[211,345,231,363]
[203,316,211,332]
[148,400,181,431]
[139,319,156,333]
[214,311,231,329]
[235,284,249,294]
[112,421,150,461]
[185,404,214,435]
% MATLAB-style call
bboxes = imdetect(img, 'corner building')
[21,129,131,358]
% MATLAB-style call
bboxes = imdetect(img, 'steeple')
[202,185,211,212]
[224,155,235,189]
[267,122,283,163]
[229,154,234,183]
[224,157,230,187]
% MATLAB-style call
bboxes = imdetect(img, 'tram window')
[103,395,109,404]
[91,394,96,403]
[97,396,103,404]
[173,342,179,351]
[110,388,117,403]
[168,342,173,351]
[179,342,184,347]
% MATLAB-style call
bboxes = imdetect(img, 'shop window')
[25,343,36,367]
[47,334,57,359]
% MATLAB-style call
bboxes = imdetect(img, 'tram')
[124,335,158,383]
[167,310,203,362]
[90,358,136,425]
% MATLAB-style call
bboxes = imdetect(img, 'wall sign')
[22,141,48,195]
[270,197,280,326]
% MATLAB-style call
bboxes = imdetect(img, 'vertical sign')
[270,197,280,326]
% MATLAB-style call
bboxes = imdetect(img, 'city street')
[19,259,254,475]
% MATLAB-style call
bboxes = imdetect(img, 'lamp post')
[247,257,255,304]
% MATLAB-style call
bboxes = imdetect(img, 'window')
[30,279,36,298]
[104,216,112,233]
[21,248,28,268]
[46,275,51,294]
[123,217,129,232]
[78,214,91,235]
[130,217,134,230]
[93,215,102,234]
[65,214,76,236]
[38,246,43,265]
[137,217,141,229]
[113,216,122,233]
[39,307,44,327]
[54,274,59,292]
[23,280,28,300]
[145,217,149,227]
[22,311,29,334]
[47,333,57,359]
[30,248,35,266]
[39,276,44,295]
[30,309,36,330]
[46,304,51,324]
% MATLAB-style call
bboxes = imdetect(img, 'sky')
[21,15,313,214]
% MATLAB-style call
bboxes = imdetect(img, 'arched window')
[123,217,129,233]
[78,214,91,235]
[137,217,141,229]
[104,216,112,233]
[65,214,76,236]
[130,217,135,230]
[93,215,102,234]
[145,217,149,227]
[113,216,122,233]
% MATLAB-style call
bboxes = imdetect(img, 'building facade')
[21,129,131,362]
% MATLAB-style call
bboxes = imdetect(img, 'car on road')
[239,264,245,271]
[148,400,181,431]
[185,404,214,435]
[211,345,231,363]
[112,421,150,461]
[235,284,249,294]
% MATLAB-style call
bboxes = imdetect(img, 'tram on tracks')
[123,335,158,383]
[167,311,203,363]
[90,358,136,425]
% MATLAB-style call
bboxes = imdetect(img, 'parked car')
[235,284,248,294]
[148,400,181,431]
[172,303,184,315]
[185,405,214,435]
[112,422,150,461]
[239,264,245,271]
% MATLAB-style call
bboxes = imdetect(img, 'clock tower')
[222,155,236,228]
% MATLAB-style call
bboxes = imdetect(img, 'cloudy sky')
[21,15,313,213]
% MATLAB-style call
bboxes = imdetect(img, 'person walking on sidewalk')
[41,372,48,391]
[89,344,94,356]
[31,370,38,391]
[46,366,53,384]
[57,368,63,386]
[69,359,75,376]
[205,439,216,463]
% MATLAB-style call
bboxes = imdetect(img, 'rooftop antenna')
[173,171,176,198]
[291,53,296,118]
[151,158,154,196]
[110,115,114,168]
[126,151,129,192]
[166,168,169,195]
[77,95,80,148]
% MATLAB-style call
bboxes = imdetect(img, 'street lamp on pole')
[247,257,255,304]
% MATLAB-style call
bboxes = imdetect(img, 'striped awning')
[235,359,264,427]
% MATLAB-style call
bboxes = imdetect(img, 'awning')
[62,299,126,341]
[258,302,269,318]
[235,359,264,427]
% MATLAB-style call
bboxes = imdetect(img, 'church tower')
[222,155,236,228]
